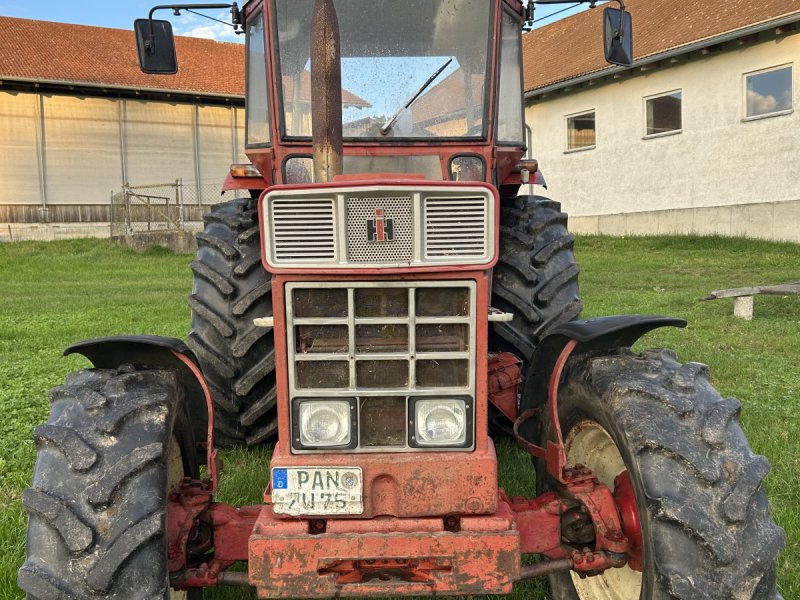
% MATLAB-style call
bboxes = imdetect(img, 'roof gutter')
[0,76,244,101]
[525,12,800,100]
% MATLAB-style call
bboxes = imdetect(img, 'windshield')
[273,0,493,140]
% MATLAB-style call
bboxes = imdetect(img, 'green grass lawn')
[1,236,798,599]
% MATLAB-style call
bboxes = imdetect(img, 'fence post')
[166,184,171,231]
[125,185,132,235]
[177,179,184,230]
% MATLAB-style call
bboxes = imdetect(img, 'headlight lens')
[298,400,352,446]
[414,399,467,446]
[448,155,485,181]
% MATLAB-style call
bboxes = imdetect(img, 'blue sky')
[0,1,593,41]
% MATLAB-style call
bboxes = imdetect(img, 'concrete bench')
[700,282,800,320]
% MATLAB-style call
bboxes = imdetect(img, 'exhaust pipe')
[311,0,344,182]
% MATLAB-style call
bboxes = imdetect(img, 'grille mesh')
[424,197,487,258]
[346,196,413,263]
[271,198,336,262]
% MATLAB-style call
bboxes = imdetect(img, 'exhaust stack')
[311,0,344,183]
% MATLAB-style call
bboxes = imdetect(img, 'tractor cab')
[243,0,528,189]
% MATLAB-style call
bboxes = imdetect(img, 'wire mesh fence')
[110,180,249,236]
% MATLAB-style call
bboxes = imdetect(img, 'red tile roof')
[0,16,244,97]
[0,16,371,107]
[523,0,800,94]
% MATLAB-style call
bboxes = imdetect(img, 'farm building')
[0,16,248,241]
[523,0,800,243]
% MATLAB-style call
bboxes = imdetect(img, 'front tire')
[18,366,198,599]
[540,348,785,600]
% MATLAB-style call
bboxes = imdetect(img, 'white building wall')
[198,105,240,187]
[0,91,42,206]
[0,90,246,239]
[124,100,198,190]
[44,95,123,206]
[526,32,800,242]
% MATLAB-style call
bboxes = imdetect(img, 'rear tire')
[490,196,583,363]
[539,348,785,600]
[187,198,277,447]
[18,366,200,599]
[489,196,583,434]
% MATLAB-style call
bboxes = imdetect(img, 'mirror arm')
[609,0,627,42]
[143,3,242,53]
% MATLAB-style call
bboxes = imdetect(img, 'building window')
[745,65,793,119]
[645,91,682,137]
[566,111,596,151]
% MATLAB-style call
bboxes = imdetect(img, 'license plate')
[271,467,363,516]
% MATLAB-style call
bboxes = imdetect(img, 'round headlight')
[425,407,462,440]
[415,399,467,445]
[299,401,351,446]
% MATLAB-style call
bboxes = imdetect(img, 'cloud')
[747,89,791,115]
[172,11,244,43]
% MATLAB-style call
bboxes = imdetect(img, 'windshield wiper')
[380,57,454,136]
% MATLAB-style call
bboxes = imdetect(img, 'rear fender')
[517,315,687,441]
[64,335,210,455]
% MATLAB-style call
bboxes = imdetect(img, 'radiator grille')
[271,198,336,262]
[262,186,494,268]
[424,197,487,258]
[286,281,476,452]
[346,196,414,263]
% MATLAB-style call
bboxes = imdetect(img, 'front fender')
[517,315,687,441]
[64,335,209,449]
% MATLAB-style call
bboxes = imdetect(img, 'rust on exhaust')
[311,0,344,182]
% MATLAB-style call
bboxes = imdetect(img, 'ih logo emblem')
[366,208,395,243]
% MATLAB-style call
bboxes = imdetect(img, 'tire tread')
[188,199,277,447]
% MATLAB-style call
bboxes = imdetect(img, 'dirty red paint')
[169,480,636,592]
[614,471,643,571]
[268,439,499,518]
[487,352,522,422]
[249,502,520,597]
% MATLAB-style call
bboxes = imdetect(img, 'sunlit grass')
[1,236,797,599]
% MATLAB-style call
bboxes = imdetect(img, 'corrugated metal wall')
[0,90,246,224]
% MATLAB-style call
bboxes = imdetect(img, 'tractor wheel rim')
[565,420,643,600]
[167,436,187,600]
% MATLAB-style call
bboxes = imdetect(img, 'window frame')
[564,109,596,153]
[495,5,526,146]
[643,89,683,139]
[269,0,496,143]
[742,63,794,122]
[244,8,272,148]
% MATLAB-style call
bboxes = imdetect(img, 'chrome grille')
[262,185,495,268]
[286,281,476,452]
[271,198,336,262]
[346,195,414,263]
[424,196,487,258]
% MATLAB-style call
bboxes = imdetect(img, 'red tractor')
[19,1,784,599]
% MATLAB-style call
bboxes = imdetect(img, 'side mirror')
[134,18,178,74]
[603,7,633,67]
